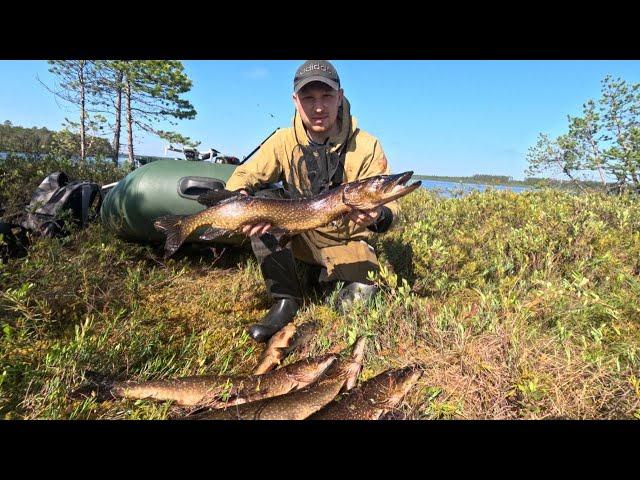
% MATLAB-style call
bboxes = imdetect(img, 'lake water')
[418,179,529,197]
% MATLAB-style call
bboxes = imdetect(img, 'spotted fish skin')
[307,365,423,420]
[107,354,336,407]
[188,337,367,420]
[154,172,421,258]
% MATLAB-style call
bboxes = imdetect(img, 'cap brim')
[294,76,340,93]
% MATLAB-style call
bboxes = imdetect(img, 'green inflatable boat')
[101,159,245,246]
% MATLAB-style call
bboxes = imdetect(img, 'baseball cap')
[293,60,341,93]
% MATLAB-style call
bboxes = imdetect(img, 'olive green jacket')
[225,98,398,248]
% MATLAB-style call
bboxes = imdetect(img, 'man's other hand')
[238,189,272,237]
[346,206,382,228]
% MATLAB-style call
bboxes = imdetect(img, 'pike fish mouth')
[381,171,422,198]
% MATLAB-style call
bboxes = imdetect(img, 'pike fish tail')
[154,214,190,258]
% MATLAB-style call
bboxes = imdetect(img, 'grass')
[1,162,639,419]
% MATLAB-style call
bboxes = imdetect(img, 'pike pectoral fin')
[197,189,239,207]
[199,227,229,241]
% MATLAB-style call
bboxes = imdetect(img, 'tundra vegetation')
[1,155,639,419]
[1,72,639,419]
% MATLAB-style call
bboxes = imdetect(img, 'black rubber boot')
[248,298,300,343]
[333,282,379,314]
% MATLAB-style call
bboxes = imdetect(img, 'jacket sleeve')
[224,133,284,193]
[356,139,400,232]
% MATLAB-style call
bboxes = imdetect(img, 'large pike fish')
[253,321,319,375]
[307,365,423,420]
[154,172,421,258]
[92,354,336,407]
[187,337,367,420]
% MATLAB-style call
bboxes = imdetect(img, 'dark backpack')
[19,171,103,237]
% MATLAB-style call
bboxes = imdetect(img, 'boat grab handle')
[177,176,226,200]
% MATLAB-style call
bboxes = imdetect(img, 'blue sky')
[2,60,640,179]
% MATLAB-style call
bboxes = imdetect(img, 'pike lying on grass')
[186,337,367,420]
[308,365,423,420]
[154,172,421,258]
[85,354,336,407]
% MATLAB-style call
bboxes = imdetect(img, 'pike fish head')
[382,365,424,407]
[341,171,421,210]
[289,354,338,383]
[266,323,299,350]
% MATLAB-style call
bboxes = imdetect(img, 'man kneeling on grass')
[226,60,400,343]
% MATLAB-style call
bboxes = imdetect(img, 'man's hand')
[238,189,272,237]
[346,205,382,228]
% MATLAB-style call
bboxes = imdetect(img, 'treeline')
[413,173,606,189]
[0,121,111,158]
[469,174,512,184]
[413,174,517,185]
[38,60,199,165]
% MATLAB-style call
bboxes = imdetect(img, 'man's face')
[293,82,344,135]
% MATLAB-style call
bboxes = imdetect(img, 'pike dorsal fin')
[197,189,240,207]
